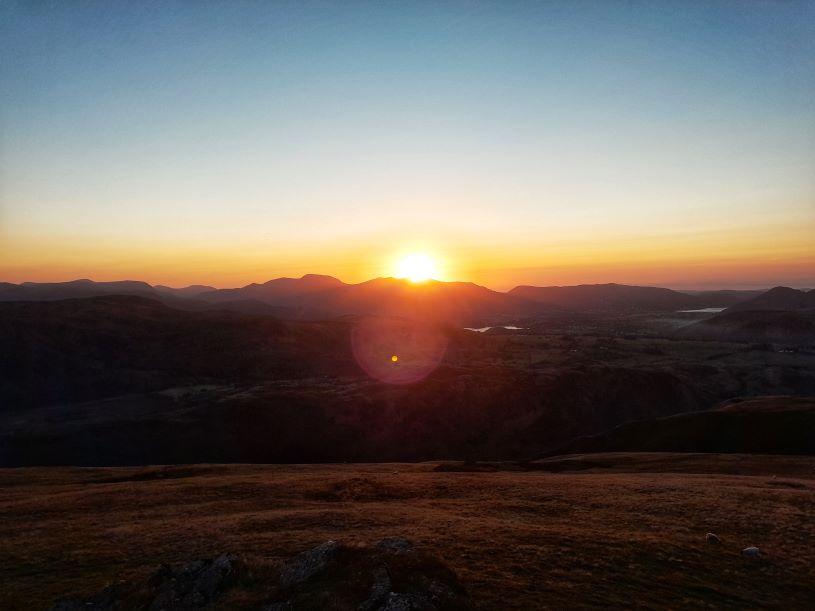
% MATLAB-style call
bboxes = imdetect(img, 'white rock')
[741,546,761,558]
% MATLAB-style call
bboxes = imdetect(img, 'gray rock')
[741,546,761,558]
[50,582,120,611]
[146,553,240,610]
[279,540,340,588]
[377,537,415,554]
[427,580,458,600]
[195,552,239,599]
[706,532,721,545]
[51,596,113,611]
[379,592,437,611]
[51,542,473,611]
[267,539,472,610]
[178,559,207,576]
[357,566,391,611]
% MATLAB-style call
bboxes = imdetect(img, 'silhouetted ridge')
[508,283,700,311]
[154,284,216,297]
[724,286,815,313]
[0,279,156,301]
[0,277,796,322]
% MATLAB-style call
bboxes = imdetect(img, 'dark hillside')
[0,296,354,407]
[724,286,814,313]
[554,396,815,456]
[678,310,815,344]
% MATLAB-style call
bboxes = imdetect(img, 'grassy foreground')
[1,453,814,610]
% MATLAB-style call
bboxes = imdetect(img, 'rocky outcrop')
[278,540,340,588]
[51,540,473,611]
[52,553,242,611]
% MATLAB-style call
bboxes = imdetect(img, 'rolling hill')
[724,286,815,313]
[508,285,768,312]
[678,309,815,344]
[552,396,815,456]
[509,283,701,312]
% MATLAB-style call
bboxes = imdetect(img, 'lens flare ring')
[351,318,448,384]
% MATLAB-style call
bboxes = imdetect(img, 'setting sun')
[394,254,438,283]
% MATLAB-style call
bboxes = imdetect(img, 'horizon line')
[4,275,810,294]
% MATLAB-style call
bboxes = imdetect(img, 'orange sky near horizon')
[2,213,813,291]
[2,3,814,292]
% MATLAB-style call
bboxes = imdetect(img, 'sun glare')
[394,254,438,283]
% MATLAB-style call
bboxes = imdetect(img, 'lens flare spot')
[351,318,448,385]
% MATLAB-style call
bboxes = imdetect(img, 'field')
[2,453,814,610]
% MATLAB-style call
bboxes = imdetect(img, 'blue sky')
[1,1,813,288]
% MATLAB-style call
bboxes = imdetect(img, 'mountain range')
[0,276,781,325]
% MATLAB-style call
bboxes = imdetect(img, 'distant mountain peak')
[765,286,803,295]
[260,274,343,286]
[725,286,814,313]
[300,273,342,282]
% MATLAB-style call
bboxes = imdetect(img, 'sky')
[1,0,814,290]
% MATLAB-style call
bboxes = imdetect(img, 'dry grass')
[1,454,814,610]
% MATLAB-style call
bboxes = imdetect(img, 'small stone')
[741,546,761,558]
[706,533,721,545]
